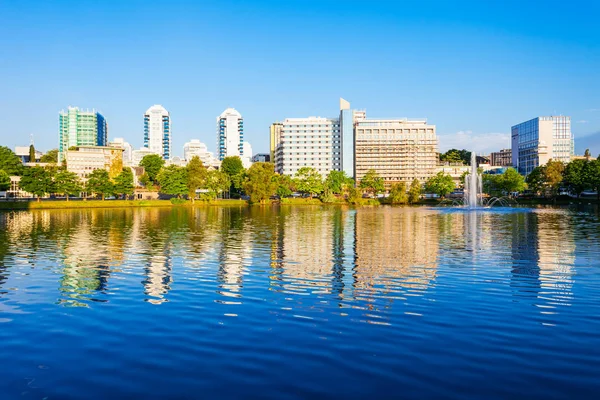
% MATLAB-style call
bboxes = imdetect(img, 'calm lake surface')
[1,205,599,399]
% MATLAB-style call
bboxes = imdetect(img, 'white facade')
[110,138,133,166]
[511,116,573,175]
[354,118,438,186]
[144,105,171,160]
[65,146,124,179]
[183,139,219,168]
[274,117,341,176]
[242,141,253,168]
[132,147,157,167]
[217,108,244,161]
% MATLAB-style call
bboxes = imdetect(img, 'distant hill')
[575,131,600,157]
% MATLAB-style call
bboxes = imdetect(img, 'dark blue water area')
[1,205,599,399]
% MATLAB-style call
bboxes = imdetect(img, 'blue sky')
[1,0,599,156]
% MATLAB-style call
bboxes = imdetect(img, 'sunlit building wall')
[354,118,438,187]
[143,105,171,160]
[511,116,573,175]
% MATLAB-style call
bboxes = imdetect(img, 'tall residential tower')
[144,105,171,160]
[58,107,107,162]
[217,108,244,161]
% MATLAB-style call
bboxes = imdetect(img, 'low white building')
[183,139,219,168]
[66,146,124,179]
[132,147,158,167]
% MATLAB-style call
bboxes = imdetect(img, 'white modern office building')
[144,105,171,160]
[217,108,244,161]
[183,139,219,168]
[511,116,574,175]
[274,116,341,176]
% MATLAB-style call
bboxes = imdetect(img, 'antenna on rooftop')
[30,134,34,146]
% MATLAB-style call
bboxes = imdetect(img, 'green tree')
[359,169,385,196]
[19,166,54,201]
[388,182,408,204]
[563,159,589,197]
[525,166,546,196]
[275,174,294,198]
[157,165,188,198]
[220,156,245,198]
[544,159,565,198]
[482,174,501,196]
[243,162,278,203]
[440,149,471,165]
[408,179,422,204]
[204,169,231,199]
[53,170,82,201]
[40,149,58,163]
[29,144,36,162]
[114,168,135,198]
[186,156,207,203]
[0,170,10,191]
[584,148,591,159]
[0,146,24,176]
[498,168,526,194]
[294,167,324,198]
[588,159,600,201]
[139,154,165,184]
[86,169,114,200]
[324,170,354,195]
[425,172,455,198]
[439,149,463,164]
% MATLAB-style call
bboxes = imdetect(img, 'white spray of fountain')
[463,152,482,208]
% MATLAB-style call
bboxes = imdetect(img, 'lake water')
[1,205,599,399]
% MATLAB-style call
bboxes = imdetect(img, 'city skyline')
[0,1,598,156]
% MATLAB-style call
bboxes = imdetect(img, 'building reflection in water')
[509,210,574,320]
[354,208,439,302]
[216,208,253,299]
[0,205,580,315]
[267,207,439,318]
[132,208,174,305]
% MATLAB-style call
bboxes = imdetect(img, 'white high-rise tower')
[144,105,171,160]
[217,108,244,161]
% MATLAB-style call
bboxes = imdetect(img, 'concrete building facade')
[269,122,283,162]
[354,118,438,187]
[58,107,107,162]
[511,116,573,175]
[65,146,124,179]
[274,116,341,176]
[143,105,171,160]
[490,148,512,167]
[110,138,133,166]
[183,139,219,168]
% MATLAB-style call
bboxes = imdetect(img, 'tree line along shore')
[2,146,600,210]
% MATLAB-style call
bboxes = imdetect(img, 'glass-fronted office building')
[511,116,573,175]
[58,107,107,162]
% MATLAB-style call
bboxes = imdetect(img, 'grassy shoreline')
[0,196,597,211]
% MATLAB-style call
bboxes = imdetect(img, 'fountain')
[438,152,518,208]
[463,152,482,208]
